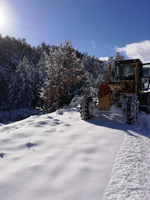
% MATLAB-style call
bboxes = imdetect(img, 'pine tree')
[8,56,38,108]
[0,64,7,105]
[36,53,48,106]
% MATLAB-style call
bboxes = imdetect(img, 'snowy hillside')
[0,107,150,200]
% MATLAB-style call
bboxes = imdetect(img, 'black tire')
[127,95,138,124]
[80,96,93,120]
[144,92,150,107]
[139,92,150,114]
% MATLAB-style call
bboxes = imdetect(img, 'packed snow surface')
[0,106,150,200]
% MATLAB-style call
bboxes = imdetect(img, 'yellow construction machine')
[80,59,150,124]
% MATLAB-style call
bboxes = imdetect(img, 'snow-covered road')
[104,114,150,200]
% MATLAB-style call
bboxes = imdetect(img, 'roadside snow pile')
[104,113,150,200]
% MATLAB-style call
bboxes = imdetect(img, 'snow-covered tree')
[36,53,48,106]
[0,65,7,106]
[99,52,124,82]
[40,40,85,109]
[36,53,47,88]
[0,35,41,108]
[115,52,125,61]
[80,55,109,97]
[8,56,38,108]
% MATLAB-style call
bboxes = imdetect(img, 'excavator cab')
[141,63,150,90]
[115,61,136,81]
[114,59,150,92]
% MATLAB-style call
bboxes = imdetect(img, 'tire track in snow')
[103,114,150,200]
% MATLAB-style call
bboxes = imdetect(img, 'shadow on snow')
[84,112,150,138]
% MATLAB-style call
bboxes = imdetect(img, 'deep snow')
[0,106,150,200]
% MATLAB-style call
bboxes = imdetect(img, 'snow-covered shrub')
[69,95,84,107]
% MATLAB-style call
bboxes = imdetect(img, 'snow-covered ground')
[0,106,150,200]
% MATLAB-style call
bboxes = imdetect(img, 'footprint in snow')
[0,152,5,158]
[63,123,71,127]
[39,121,47,125]
[54,119,60,122]
[26,139,36,151]
[47,116,53,119]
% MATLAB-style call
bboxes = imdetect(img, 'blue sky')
[0,0,150,61]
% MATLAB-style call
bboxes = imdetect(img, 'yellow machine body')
[98,92,111,111]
